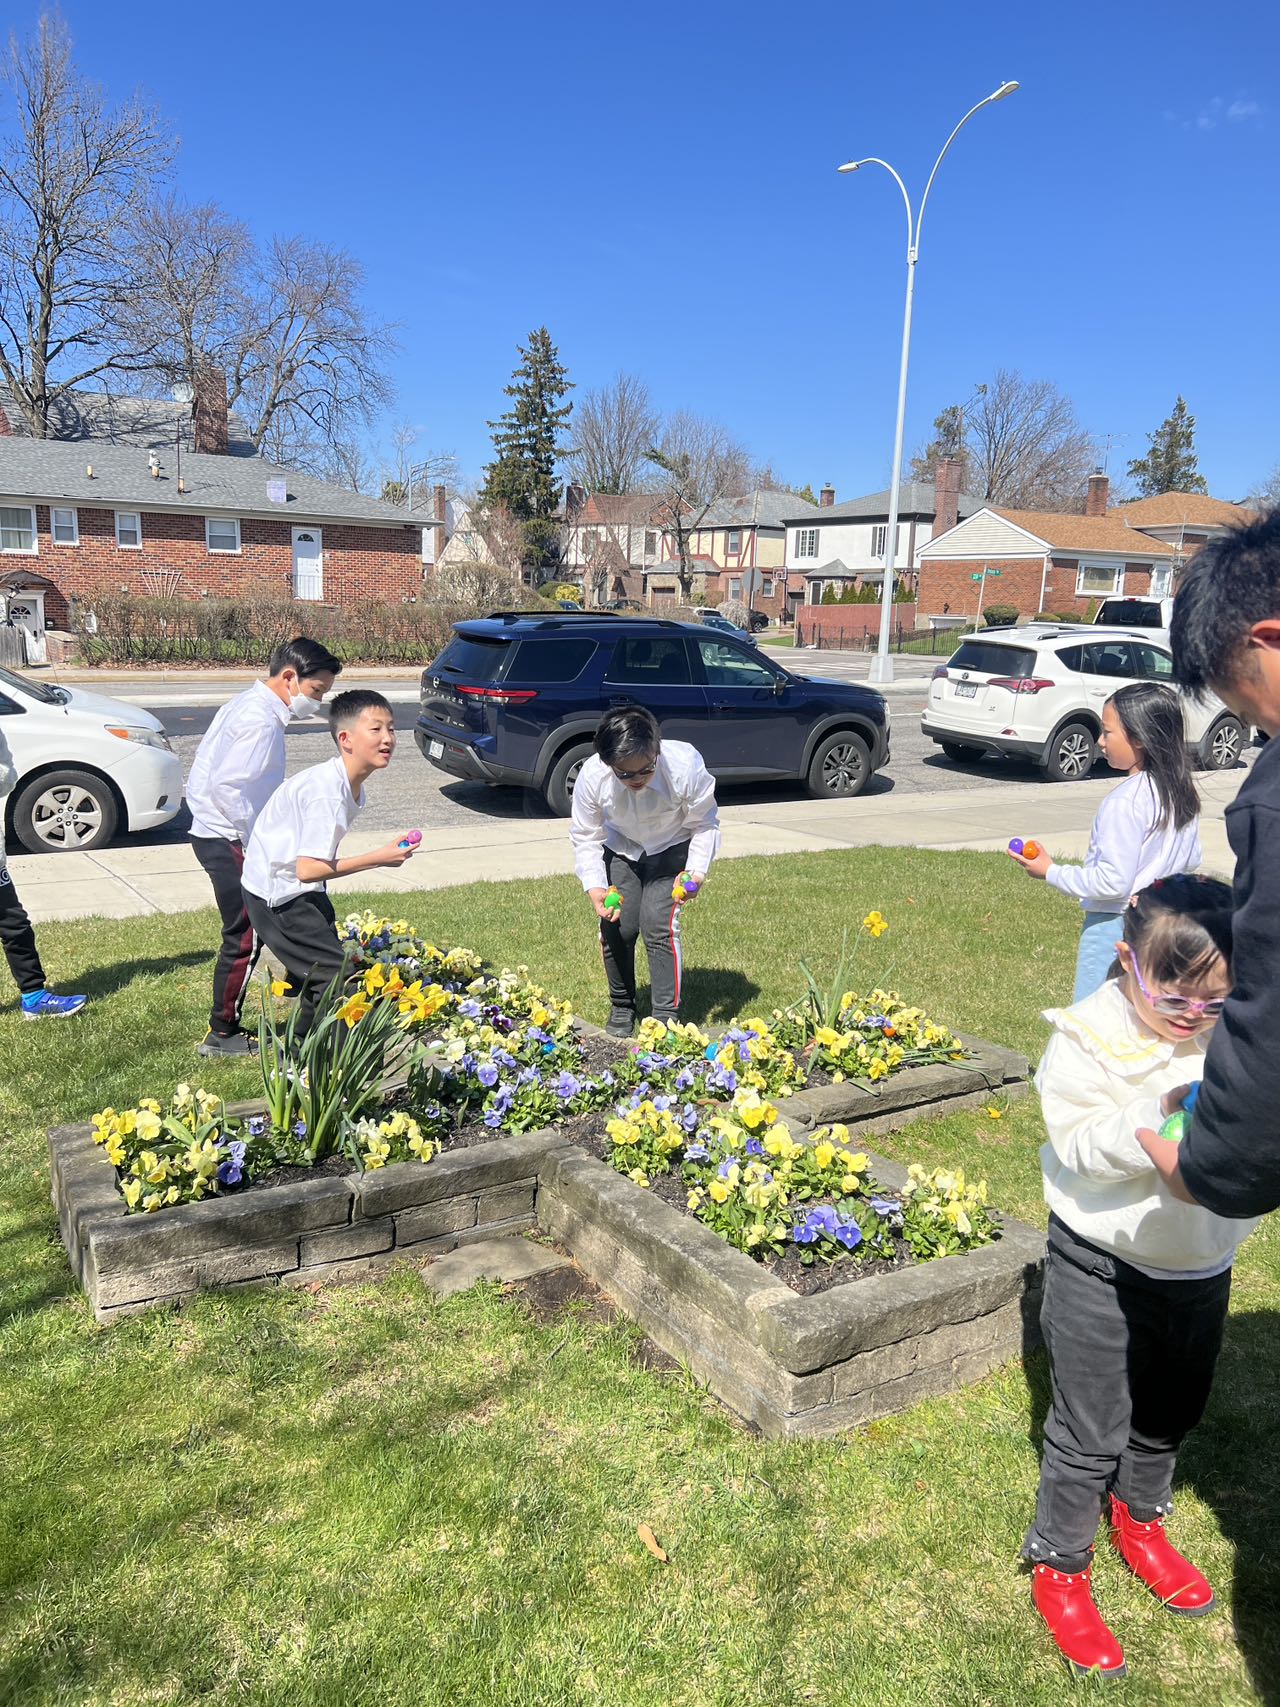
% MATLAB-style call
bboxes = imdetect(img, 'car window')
[436,635,512,682]
[1055,644,1086,671]
[0,690,23,715]
[507,637,597,683]
[1098,599,1163,627]
[1080,642,1137,680]
[0,664,60,704]
[694,637,776,688]
[947,640,1037,677]
[1128,643,1174,683]
[604,636,692,686]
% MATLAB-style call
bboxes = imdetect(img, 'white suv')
[921,624,1245,782]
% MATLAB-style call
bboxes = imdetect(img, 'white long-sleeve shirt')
[186,681,292,845]
[1036,978,1258,1274]
[570,741,721,891]
[1047,772,1200,915]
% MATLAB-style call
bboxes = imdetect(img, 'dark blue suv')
[415,612,890,815]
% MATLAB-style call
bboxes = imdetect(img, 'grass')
[2,847,1277,1706]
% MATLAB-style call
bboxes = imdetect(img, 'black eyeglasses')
[612,761,657,781]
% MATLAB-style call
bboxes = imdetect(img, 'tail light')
[455,685,539,706]
[988,676,1056,694]
[931,665,949,680]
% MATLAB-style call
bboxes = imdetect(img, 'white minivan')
[0,667,184,852]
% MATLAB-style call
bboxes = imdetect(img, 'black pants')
[193,836,264,1037]
[600,841,690,1022]
[243,888,346,1040]
[1024,1215,1231,1573]
[0,858,44,996]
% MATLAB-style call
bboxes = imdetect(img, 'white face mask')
[289,691,320,720]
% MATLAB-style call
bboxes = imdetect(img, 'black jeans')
[192,836,263,1036]
[1024,1215,1232,1573]
[0,858,44,995]
[243,888,346,1040]
[600,841,690,1022]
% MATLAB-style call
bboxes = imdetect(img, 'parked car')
[1092,596,1174,629]
[921,623,1245,782]
[0,665,183,852]
[696,610,757,647]
[747,609,770,633]
[416,612,890,814]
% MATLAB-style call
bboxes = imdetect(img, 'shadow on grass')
[68,950,210,1002]
[633,966,760,1027]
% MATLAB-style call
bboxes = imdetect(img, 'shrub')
[982,603,1019,627]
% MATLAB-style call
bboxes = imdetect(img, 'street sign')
[971,573,982,582]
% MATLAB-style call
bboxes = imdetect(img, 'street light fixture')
[838,80,1019,684]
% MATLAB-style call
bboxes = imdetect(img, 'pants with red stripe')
[193,836,263,1037]
[600,841,690,1022]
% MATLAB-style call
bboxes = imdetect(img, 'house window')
[0,505,37,554]
[728,578,742,599]
[644,530,657,556]
[761,577,774,596]
[115,511,142,549]
[726,528,742,555]
[206,516,241,553]
[795,527,818,559]
[871,523,902,560]
[1076,561,1122,597]
[51,507,79,546]
[1150,566,1172,598]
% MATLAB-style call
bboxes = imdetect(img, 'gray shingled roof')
[0,386,259,457]
[694,489,817,530]
[782,483,984,524]
[0,433,430,526]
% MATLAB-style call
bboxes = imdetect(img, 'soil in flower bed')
[246,1153,357,1190]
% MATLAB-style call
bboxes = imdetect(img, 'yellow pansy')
[708,1179,731,1204]
[814,1140,836,1170]
[628,1168,650,1188]
[363,1137,392,1170]
[123,1178,142,1209]
[862,911,888,937]
[866,1057,889,1081]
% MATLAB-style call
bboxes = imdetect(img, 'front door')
[292,528,323,601]
[6,590,46,664]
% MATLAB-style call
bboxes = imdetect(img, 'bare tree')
[959,370,1096,510]
[565,371,657,494]
[645,412,752,602]
[1249,462,1280,512]
[0,14,172,435]
[124,195,253,388]
[377,419,458,506]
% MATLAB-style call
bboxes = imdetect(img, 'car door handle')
[608,696,634,706]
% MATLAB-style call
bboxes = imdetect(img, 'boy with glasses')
[570,704,719,1036]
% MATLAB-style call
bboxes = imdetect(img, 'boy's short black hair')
[329,689,394,744]
[595,704,660,766]
[268,635,343,681]
[1171,509,1280,697]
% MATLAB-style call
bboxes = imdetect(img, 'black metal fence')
[801,622,972,655]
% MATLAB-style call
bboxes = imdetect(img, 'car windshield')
[0,664,66,705]
[945,640,1037,677]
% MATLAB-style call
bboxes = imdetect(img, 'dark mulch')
[250,1153,356,1191]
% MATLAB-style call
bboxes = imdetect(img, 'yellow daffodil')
[336,992,372,1029]
[862,910,888,937]
[270,978,292,998]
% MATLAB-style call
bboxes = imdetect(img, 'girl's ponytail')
[1109,682,1199,831]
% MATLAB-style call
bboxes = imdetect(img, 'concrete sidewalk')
[13,765,1244,925]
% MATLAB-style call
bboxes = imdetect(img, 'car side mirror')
[772,675,786,696]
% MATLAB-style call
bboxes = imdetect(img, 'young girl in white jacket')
[1024,875,1257,1683]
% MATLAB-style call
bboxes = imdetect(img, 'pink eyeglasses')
[1131,958,1226,1020]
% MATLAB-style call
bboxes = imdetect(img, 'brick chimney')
[933,456,963,537]
[191,366,229,456]
[0,402,11,436]
[429,483,448,565]
[565,481,585,514]
[819,484,835,507]
[1085,470,1110,517]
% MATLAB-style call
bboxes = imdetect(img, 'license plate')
[955,682,978,699]
[429,739,444,758]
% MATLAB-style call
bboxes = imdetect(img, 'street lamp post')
[839,80,1018,685]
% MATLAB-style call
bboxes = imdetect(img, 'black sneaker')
[197,1029,259,1058]
[605,1008,636,1038]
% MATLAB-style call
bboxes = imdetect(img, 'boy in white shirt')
[570,704,720,1036]
[241,690,416,1039]
[186,637,341,1056]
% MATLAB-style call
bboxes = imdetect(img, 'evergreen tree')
[480,327,574,573]
[1127,396,1208,497]
[793,482,818,506]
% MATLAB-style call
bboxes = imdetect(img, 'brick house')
[561,489,659,605]
[1110,491,1256,564]
[0,383,429,634]
[661,488,814,622]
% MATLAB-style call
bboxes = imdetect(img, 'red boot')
[1109,1495,1216,1615]
[1031,1562,1127,1680]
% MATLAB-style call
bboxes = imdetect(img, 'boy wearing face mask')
[186,636,342,1057]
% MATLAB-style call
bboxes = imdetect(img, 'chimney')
[1085,470,1110,517]
[0,402,11,436]
[933,456,963,537]
[191,366,229,456]
[427,484,448,566]
[819,484,835,508]
[566,481,585,514]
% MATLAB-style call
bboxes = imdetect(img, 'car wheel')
[1198,715,1245,771]
[940,741,985,765]
[543,743,595,818]
[806,730,871,800]
[1042,722,1096,783]
[12,768,119,853]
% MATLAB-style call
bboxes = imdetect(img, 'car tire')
[1041,722,1097,783]
[12,767,119,853]
[805,730,871,800]
[543,742,595,818]
[1198,715,1245,771]
[940,741,985,765]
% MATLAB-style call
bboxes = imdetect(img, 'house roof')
[574,491,661,527]
[802,559,866,579]
[991,508,1175,557]
[0,433,430,527]
[694,489,814,530]
[783,482,984,525]
[1114,493,1256,529]
[0,386,258,457]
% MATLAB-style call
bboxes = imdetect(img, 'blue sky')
[51,0,1279,499]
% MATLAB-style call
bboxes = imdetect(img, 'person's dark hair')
[268,635,343,681]
[328,689,393,744]
[594,704,660,767]
[1170,509,1280,697]
[1118,874,1233,988]
[1107,681,1198,831]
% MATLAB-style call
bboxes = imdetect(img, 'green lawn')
[2,849,1277,1706]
